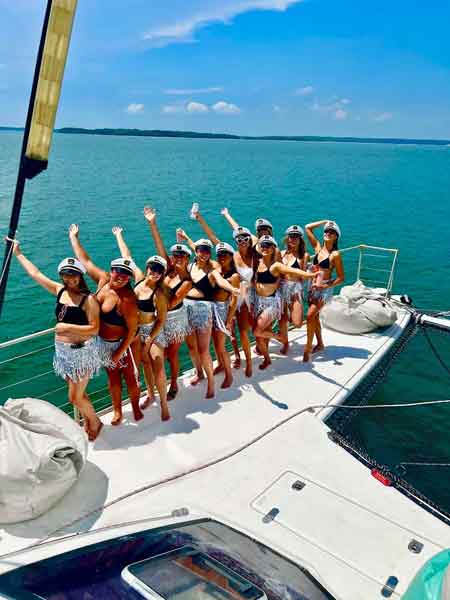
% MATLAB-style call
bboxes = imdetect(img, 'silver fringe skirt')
[53,337,101,382]
[163,304,191,345]
[253,292,282,321]
[280,280,304,308]
[97,337,126,370]
[185,298,213,333]
[140,322,168,348]
[213,300,231,335]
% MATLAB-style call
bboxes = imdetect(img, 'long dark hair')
[283,235,306,259]
[61,274,91,296]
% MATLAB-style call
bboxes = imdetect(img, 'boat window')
[122,545,266,599]
[0,519,335,600]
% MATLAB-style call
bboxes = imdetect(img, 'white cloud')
[186,101,209,113]
[334,108,348,120]
[164,86,223,95]
[373,112,393,122]
[143,1,303,46]
[295,85,314,96]
[125,103,144,114]
[212,100,242,114]
[162,104,185,114]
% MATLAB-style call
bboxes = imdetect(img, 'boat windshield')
[0,519,334,600]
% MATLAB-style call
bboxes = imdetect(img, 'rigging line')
[0,344,54,366]
[13,396,450,552]
[400,462,450,467]
[0,238,14,288]
[421,326,450,380]
[0,369,54,392]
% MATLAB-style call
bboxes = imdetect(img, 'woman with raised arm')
[253,235,318,370]
[69,224,142,426]
[220,208,274,245]
[143,207,194,400]
[9,239,103,440]
[189,207,242,381]
[304,219,345,363]
[183,237,239,398]
[279,225,310,355]
[112,226,170,421]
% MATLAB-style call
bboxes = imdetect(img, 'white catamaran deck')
[2,307,450,598]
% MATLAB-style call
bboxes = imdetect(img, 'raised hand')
[69,223,79,238]
[176,228,188,241]
[220,207,229,216]
[143,206,156,223]
[112,226,123,236]
[5,236,21,255]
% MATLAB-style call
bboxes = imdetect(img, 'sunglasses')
[287,233,301,238]
[172,251,187,258]
[324,229,337,235]
[60,269,81,276]
[196,245,212,253]
[111,267,131,276]
[217,251,233,258]
[148,263,165,274]
[236,235,250,243]
[257,227,272,234]
[260,242,274,249]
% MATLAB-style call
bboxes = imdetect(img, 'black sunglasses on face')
[324,229,336,235]
[196,245,211,253]
[111,267,131,276]
[288,233,301,238]
[217,251,232,258]
[148,263,165,274]
[172,251,187,258]
[260,242,274,249]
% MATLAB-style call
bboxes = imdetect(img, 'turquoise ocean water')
[1,131,450,511]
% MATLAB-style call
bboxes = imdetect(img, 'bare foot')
[161,408,171,421]
[140,395,155,409]
[232,356,241,369]
[255,346,263,356]
[190,372,205,386]
[205,386,215,399]
[221,375,233,389]
[303,349,311,363]
[111,412,123,426]
[213,364,224,375]
[167,385,178,400]
[259,358,271,370]
[312,343,325,354]
[245,363,253,377]
[88,421,104,441]
[132,404,144,422]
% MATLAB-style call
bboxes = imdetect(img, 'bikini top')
[236,265,253,283]
[313,251,331,270]
[55,288,89,325]
[96,283,126,327]
[256,267,279,285]
[135,281,157,314]
[169,277,190,311]
[188,264,216,301]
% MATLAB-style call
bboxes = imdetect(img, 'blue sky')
[1,0,450,138]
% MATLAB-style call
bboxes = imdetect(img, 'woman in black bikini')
[112,226,170,422]
[144,207,194,401]
[69,224,142,426]
[304,220,345,363]
[253,235,318,370]
[279,225,310,355]
[10,239,103,440]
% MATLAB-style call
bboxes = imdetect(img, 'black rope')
[421,324,450,381]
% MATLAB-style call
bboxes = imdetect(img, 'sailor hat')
[324,221,341,238]
[58,257,86,275]
[110,257,136,275]
[285,224,305,237]
[194,238,213,250]
[232,226,252,240]
[215,242,235,255]
[170,243,192,257]
[146,255,168,270]
[258,234,278,247]
[255,218,273,231]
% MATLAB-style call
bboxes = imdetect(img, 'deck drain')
[408,539,423,554]
[262,507,279,523]
[292,480,306,491]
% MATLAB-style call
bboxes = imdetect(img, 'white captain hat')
[110,257,136,275]
[170,243,192,257]
[194,238,213,250]
[146,255,168,270]
[258,234,278,247]
[58,257,86,275]
[324,221,341,238]
[232,226,252,240]
[215,241,235,255]
[255,218,273,231]
[285,224,304,237]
